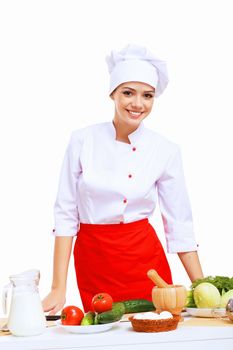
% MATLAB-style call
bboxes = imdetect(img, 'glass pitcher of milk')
[2,269,46,336]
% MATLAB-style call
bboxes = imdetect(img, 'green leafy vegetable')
[186,276,233,308]
[185,290,196,308]
[191,276,233,294]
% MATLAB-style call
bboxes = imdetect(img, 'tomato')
[92,292,113,313]
[61,305,84,325]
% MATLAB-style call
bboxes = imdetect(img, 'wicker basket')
[129,315,180,333]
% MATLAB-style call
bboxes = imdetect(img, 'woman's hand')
[42,289,66,315]
[43,236,74,315]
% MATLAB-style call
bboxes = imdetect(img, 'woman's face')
[111,81,155,129]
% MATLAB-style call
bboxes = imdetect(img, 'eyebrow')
[122,87,155,93]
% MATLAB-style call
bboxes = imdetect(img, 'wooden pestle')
[147,269,172,288]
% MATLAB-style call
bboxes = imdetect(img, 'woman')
[43,44,203,314]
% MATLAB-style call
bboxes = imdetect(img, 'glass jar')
[2,269,46,336]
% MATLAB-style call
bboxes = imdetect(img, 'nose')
[131,95,143,110]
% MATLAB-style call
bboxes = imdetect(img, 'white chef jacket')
[53,121,198,253]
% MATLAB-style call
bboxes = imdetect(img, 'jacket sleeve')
[157,146,198,253]
[52,130,83,236]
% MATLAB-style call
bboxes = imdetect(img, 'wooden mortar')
[147,269,187,315]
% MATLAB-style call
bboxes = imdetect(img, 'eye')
[122,90,132,96]
[144,93,154,99]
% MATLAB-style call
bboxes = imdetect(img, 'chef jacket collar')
[110,121,145,144]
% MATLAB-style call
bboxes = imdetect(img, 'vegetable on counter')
[95,298,155,324]
[61,305,84,325]
[220,290,233,308]
[186,276,233,308]
[92,293,113,313]
[191,276,233,294]
[185,290,196,308]
[193,282,221,308]
[80,311,96,326]
[119,299,155,313]
[96,302,125,324]
[60,296,156,326]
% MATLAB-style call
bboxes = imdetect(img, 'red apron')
[73,218,172,312]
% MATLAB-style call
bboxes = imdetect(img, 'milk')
[8,290,46,336]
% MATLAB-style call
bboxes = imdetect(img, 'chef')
[43,44,204,314]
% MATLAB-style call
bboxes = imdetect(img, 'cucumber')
[94,313,99,325]
[80,311,96,325]
[96,302,125,324]
[119,299,155,313]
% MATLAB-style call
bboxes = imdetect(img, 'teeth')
[128,111,141,116]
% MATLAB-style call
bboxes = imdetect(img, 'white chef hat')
[106,44,169,97]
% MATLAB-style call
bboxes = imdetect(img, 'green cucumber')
[96,302,125,324]
[80,311,96,325]
[94,313,99,325]
[119,299,155,313]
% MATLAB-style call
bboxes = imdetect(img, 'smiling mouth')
[126,110,143,118]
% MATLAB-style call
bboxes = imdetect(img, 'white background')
[0,0,232,316]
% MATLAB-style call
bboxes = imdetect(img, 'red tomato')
[61,305,84,325]
[92,293,113,313]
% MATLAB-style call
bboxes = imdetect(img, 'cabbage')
[220,289,233,307]
[193,282,221,308]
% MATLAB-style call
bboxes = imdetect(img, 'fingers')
[43,299,65,315]
[48,308,57,316]
[42,297,56,313]
[44,303,61,315]
[42,291,66,315]
[42,299,53,312]
[49,303,63,316]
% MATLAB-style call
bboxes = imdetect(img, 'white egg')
[133,312,161,320]
[159,311,173,319]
